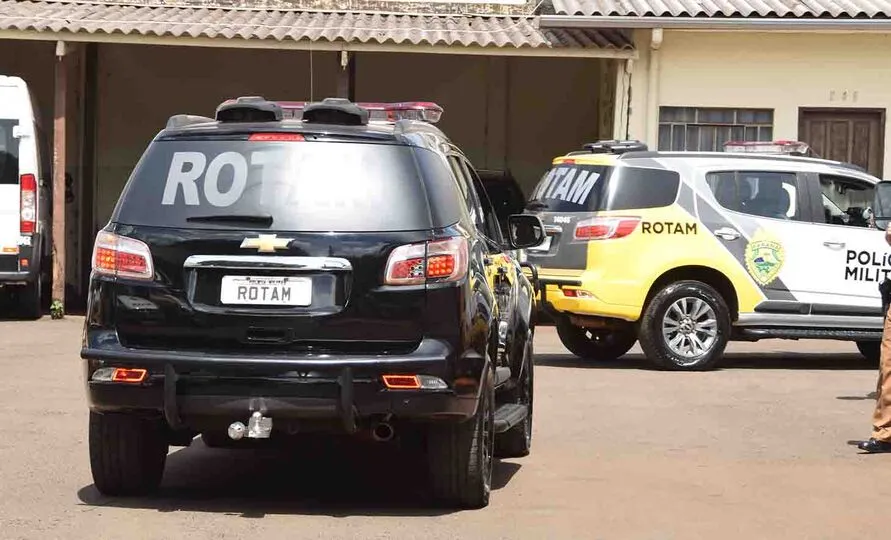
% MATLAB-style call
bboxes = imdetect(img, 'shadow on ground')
[535,351,876,371]
[77,436,522,517]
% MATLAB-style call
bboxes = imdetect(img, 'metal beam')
[51,40,67,318]
[0,30,637,59]
[539,15,891,31]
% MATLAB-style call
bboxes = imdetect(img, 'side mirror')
[873,181,891,230]
[507,214,546,249]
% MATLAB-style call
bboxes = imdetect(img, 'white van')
[0,75,49,318]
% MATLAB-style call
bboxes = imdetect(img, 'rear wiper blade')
[525,200,549,210]
[186,214,274,226]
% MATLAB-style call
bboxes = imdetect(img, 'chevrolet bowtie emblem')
[240,234,292,253]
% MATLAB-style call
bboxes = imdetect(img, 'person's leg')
[860,309,891,452]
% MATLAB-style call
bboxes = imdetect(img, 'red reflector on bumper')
[382,375,421,389]
[112,368,148,383]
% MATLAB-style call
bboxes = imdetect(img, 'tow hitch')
[228,411,273,440]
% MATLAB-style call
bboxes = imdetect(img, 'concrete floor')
[0,317,889,539]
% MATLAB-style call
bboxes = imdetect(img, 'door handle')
[713,227,740,241]
[823,241,846,249]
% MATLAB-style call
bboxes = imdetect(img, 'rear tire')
[857,340,881,363]
[495,338,534,458]
[427,369,495,509]
[556,319,636,361]
[89,412,168,496]
[638,280,730,371]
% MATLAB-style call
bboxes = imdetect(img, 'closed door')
[799,109,884,177]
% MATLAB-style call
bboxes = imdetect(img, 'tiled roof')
[550,0,891,18]
[0,0,634,49]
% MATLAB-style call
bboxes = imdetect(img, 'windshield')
[113,139,453,232]
[528,163,680,212]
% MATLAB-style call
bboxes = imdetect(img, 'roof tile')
[0,0,634,49]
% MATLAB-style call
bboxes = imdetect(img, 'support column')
[645,28,664,147]
[336,50,356,101]
[51,41,68,318]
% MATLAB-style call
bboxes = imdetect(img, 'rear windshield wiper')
[186,214,274,226]
[525,200,549,211]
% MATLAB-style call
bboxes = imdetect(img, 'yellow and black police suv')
[525,139,887,370]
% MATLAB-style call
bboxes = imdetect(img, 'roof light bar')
[723,140,812,156]
[276,101,443,124]
[582,140,649,155]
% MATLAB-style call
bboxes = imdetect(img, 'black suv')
[81,97,545,508]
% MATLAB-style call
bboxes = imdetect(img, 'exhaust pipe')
[371,421,395,442]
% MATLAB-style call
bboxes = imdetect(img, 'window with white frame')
[658,107,774,151]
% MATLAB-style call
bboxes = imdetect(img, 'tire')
[638,280,731,371]
[857,340,881,363]
[427,369,495,509]
[18,279,41,320]
[89,411,168,496]
[556,319,637,361]
[495,338,534,458]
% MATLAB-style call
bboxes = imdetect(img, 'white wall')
[626,30,891,175]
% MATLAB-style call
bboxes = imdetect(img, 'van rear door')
[0,118,20,268]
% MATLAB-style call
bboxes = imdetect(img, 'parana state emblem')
[744,230,785,286]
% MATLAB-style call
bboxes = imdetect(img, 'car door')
[800,171,886,313]
[699,168,816,303]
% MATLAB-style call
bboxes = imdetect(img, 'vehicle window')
[816,175,874,228]
[706,170,801,221]
[465,162,505,246]
[447,155,482,229]
[112,139,449,232]
[0,120,19,185]
[479,173,525,237]
[528,164,680,212]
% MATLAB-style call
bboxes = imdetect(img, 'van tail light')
[91,231,155,280]
[574,217,641,241]
[385,237,468,285]
[20,174,36,234]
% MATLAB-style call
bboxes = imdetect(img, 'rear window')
[0,119,18,185]
[528,163,680,212]
[113,139,460,232]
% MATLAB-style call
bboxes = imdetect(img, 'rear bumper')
[538,275,642,322]
[0,270,37,285]
[81,332,485,432]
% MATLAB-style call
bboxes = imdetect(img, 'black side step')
[494,403,528,434]
[494,366,511,388]
[736,328,883,341]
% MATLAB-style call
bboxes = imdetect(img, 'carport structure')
[0,0,636,313]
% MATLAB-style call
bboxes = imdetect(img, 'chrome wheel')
[661,297,718,364]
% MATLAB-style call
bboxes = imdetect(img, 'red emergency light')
[723,140,812,156]
[277,101,443,124]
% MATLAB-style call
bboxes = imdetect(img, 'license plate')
[220,276,312,306]
[528,235,552,253]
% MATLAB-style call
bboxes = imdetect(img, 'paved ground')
[1,316,890,539]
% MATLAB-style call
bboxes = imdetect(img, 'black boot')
[858,438,891,453]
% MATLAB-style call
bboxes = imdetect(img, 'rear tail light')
[20,174,36,234]
[384,237,468,286]
[574,217,640,241]
[91,231,155,280]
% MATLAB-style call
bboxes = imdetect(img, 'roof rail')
[623,150,870,173]
[582,139,649,154]
[215,96,283,123]
[165,114,215,129]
